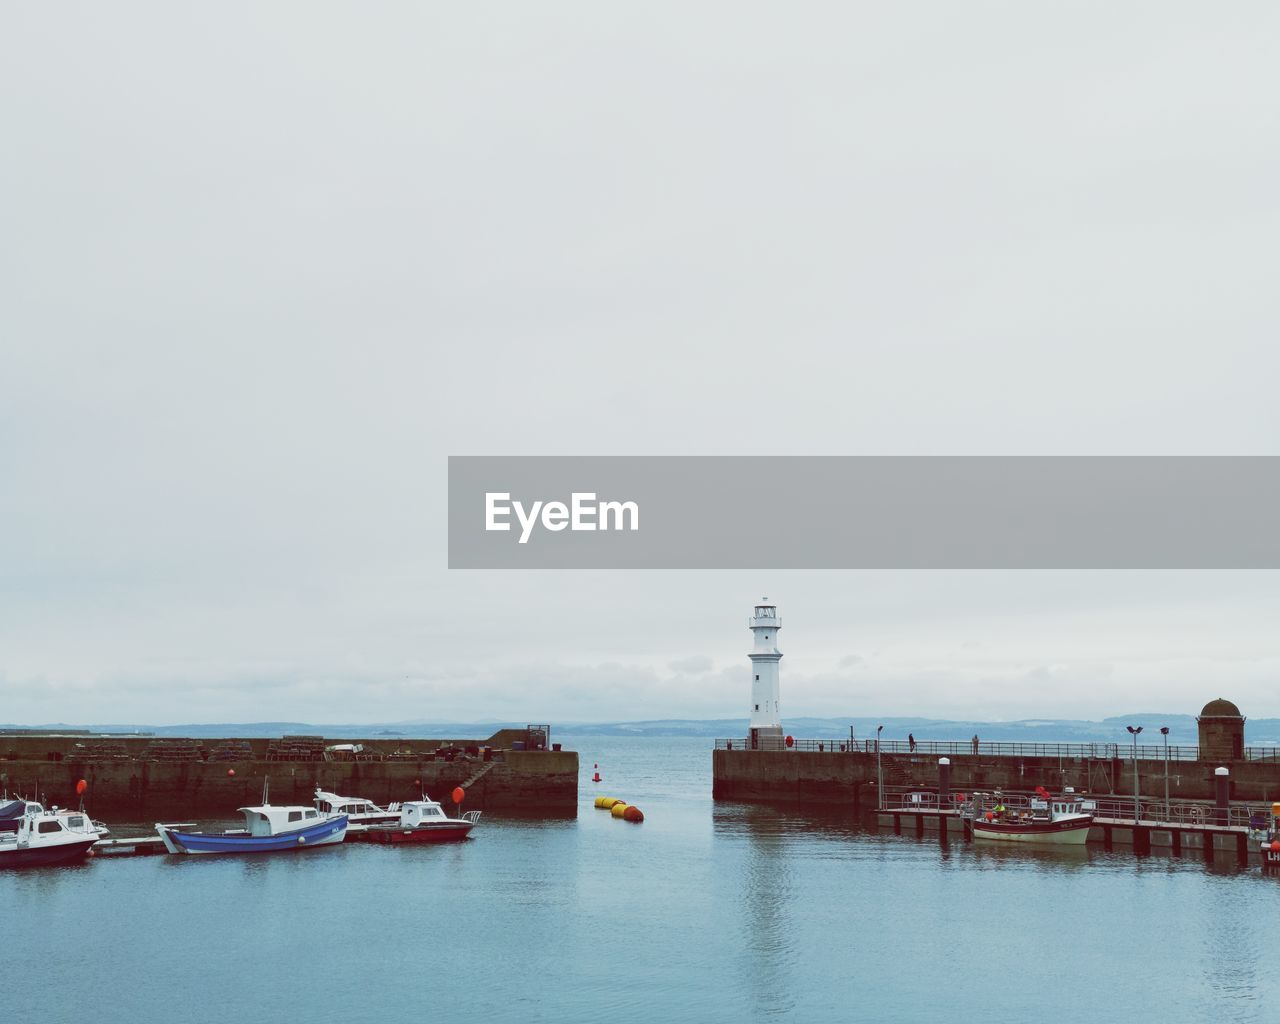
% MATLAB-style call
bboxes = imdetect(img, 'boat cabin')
[400,800,451,827]
[238,805,323,836]
[313,790,395,818]
[316,796,379,816]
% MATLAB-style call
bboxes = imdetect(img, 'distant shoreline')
[5,714,1279,745]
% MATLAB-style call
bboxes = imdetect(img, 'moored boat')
[363,797,480,844]
[0,800,101,868]
[1260,802,1280,872]
[156,784,348,855]
[313,789,401,830]
[967,791,1093,846]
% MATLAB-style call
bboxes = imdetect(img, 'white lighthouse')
[748,598,783,749]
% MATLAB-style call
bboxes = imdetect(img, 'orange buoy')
[75,779,88,796]
[1272,840,1280,852]
[623,805,644,823]
[452,787,466,804]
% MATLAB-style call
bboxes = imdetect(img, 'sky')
[2,5,1278,726]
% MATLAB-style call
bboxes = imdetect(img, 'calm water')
[8,737,1279,1023]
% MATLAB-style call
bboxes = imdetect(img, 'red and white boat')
[1260,802,1280,872]
[363,798,480,844]
[969,792,1093,846]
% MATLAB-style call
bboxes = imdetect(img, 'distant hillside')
[6,714,1280,746]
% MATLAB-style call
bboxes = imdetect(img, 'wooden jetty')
[92,835,168,857]
[875,805,1257,865]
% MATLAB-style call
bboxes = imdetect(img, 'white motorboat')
[313,789,401,831]
[0,800,101,868]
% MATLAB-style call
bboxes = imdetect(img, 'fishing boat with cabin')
[156,782,349,855]
[363,796,480,844]
[0,800,102,868]
[966,787,1093,846]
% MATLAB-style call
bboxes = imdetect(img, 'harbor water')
[8,736,1279,1024]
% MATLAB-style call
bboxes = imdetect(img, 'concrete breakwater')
[713,745,1280,807]
[714,697,1280,808]
[0,729,578,819]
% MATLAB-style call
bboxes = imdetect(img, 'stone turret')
[1197,698,1245,761]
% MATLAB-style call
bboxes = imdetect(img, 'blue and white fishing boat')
[156,783,348,855]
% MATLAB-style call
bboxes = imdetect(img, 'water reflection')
[727,805,800,1017]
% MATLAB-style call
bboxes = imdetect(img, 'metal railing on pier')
[716,737,1280,763]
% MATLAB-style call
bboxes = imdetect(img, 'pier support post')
[1215,767,1230,827]
[937,758,951,807]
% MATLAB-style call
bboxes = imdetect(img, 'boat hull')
[971,817,1092,845]
[0,837,98,868]
[365,823,475,844]
[159,816,348,855]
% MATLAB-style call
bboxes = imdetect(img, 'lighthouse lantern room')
[748,598,783,750]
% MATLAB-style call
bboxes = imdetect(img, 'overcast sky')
[2,5,1278,726]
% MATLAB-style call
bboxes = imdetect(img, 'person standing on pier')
[908,733,917,752]
[971,734,979,755]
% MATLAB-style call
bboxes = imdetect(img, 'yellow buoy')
[611,802,629,818]
[593,796,611,809]
[600,797,620,809]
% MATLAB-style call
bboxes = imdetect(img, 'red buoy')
[785,735,794,748]
[227,769,236,777]
[452,786,466,804]
[75,779,88,796]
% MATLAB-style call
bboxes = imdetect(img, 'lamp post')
[1126,725,1143,822]
[1160,726,1170,823]
[876,725,884,809]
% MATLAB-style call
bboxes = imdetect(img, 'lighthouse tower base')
[747,726,784,751]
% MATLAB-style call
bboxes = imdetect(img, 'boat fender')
[298,836,306,845]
